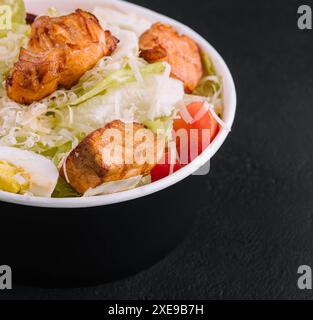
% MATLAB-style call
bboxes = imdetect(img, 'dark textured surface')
[1,0,313,299]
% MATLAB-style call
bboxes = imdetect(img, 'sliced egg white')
[0,147,59,197]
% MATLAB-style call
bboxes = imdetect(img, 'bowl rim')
[0,0,237,208]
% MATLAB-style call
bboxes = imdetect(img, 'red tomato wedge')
[173,101,219,164]
[151,152,182,182]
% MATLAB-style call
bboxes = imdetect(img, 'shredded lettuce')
[0,25,29,82]
[70,62,167,107]
[46,7,59,17]
[0,0,28,37]
[93,6,151,37]
[71,71,184,135]
[83,175,143,197]
[0,0,29,82]
[0,0,26,24]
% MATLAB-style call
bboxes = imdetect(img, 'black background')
[1,0,313,300]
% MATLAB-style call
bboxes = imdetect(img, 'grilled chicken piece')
[6,9,119,105]
[62,120,164,194]
[139,22,203,93]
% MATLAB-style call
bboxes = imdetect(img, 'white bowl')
[0,0,236,208]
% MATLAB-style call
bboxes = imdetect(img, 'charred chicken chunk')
[139,22,203,93]
[62,120,164,194]
[6,9,119,105]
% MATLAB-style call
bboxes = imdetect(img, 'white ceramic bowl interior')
[0,0,236,208]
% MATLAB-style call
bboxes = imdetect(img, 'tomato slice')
[151,153,182,182]
[151,101,219,181]
[173,101,219,164]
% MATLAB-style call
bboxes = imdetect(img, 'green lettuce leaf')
[52,177,80,198]
[40,141,73,166]
[193,53,222,98]
[202,52,216,76]
[144,116,173,137]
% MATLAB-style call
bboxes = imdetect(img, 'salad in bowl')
[0,0,236,207]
